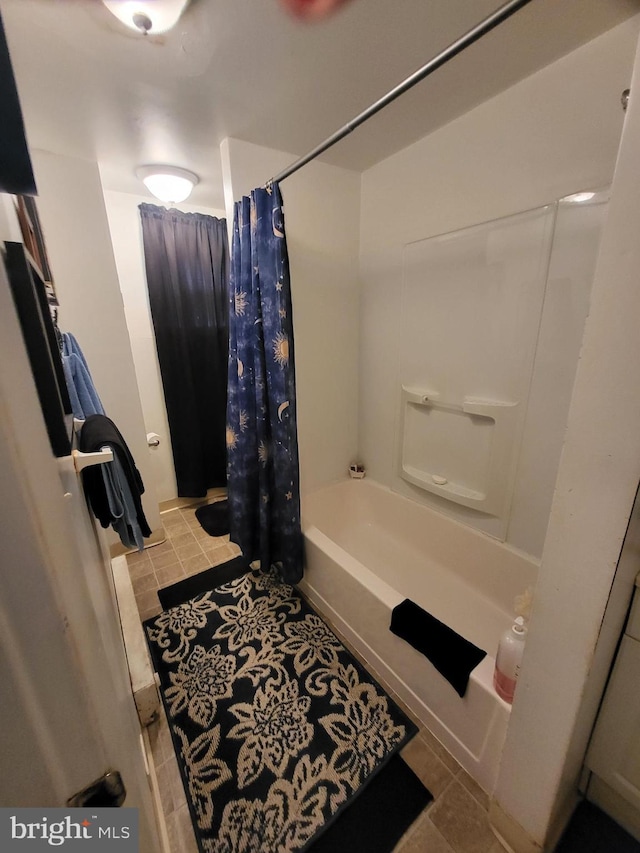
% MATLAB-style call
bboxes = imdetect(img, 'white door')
[0,256,161,850]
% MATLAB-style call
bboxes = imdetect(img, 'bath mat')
[145,568,419,853]
[390,598,486,697]
[195,499,229,536]
[157,562,432,848]
[157,556,251,610]
[308,752,430,853]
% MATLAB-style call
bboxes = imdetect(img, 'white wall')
[507,196,607,556]
[0,194,22,243]
[220,138,361,497]
[358,16,640,558]
[354,16,640,850]
[493,30,640,851]
[30,150,162,537]
[101,188,226,504]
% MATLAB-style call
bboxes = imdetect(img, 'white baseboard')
[488,800,543,853]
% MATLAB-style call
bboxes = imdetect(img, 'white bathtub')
[298,478,538,794]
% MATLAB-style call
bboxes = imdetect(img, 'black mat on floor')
[157,556,251,610]
[308,752,430,853]
[147,566,430,853]
[555,801,640,853]
[195,499,229,536]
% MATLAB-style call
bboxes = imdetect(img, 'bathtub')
[298,477,538,794]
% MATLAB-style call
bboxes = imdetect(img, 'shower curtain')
[226,183,303,584]
[139,204,229,497]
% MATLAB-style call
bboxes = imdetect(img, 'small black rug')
[555,801,640,853]
[157,557,252,610]
[195,500,229,537]
[308,752,429,853]
[146,567,430,852]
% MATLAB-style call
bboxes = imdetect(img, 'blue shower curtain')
[226,183,303,584]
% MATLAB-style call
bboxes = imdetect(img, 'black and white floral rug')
[145,568,420,853]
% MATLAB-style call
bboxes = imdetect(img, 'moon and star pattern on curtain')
[226,183,303,584]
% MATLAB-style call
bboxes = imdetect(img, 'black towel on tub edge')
[389,598,487,697]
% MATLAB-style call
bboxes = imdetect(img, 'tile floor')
[128,500,241,624]
[129,501,509,853]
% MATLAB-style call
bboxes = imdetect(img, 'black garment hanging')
[80,414,151,539]
[139,205,229,497]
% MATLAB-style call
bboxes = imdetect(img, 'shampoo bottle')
[493,616,527,704]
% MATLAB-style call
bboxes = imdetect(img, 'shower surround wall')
[395,196,605,546]
[359,16,638,561]
[358,14,640,851]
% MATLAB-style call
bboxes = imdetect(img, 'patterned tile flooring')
[129,501,509,853]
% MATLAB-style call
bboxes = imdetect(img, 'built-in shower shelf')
[398,386,518,516]
[402,464,487,502]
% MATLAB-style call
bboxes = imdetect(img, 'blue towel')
[101,456,145,551]
[61,332,105,420]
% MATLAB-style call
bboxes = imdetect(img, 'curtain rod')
[269,0,535,186]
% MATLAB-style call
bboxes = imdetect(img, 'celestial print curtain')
[226,183,303,584]
[139,204,229,497]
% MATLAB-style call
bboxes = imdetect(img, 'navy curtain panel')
[226,184,303,584]
[139,204,229,497]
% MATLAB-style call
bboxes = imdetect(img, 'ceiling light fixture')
[564,191,596,204]
[136,165,199,203]
[101,1,190,35]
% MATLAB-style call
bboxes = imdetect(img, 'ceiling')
[1,0,639,209]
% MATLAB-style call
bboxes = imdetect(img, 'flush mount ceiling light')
[136,165,199,203]
[101,0,190,35]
